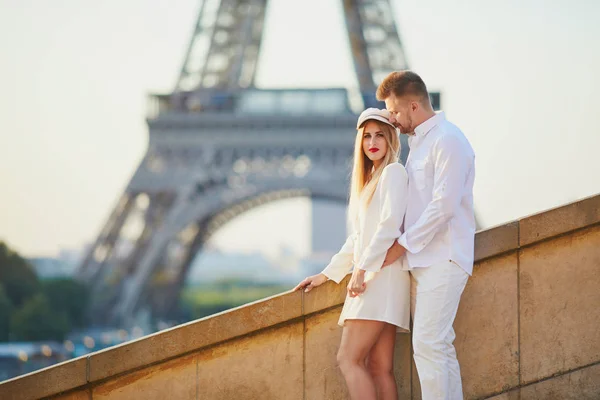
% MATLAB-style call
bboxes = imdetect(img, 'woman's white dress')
[321,163,411,332]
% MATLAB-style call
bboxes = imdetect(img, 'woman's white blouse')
[322,163,409,283]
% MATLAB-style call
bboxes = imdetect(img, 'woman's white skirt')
[337,259,411,333]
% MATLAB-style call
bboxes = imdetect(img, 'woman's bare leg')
[366,323,398,400]
[337,319,386,400]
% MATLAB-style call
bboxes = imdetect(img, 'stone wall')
[1,194,599,400]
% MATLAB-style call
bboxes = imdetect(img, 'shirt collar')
[414,111,445,137]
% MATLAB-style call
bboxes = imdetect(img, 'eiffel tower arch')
[77,0,439,327]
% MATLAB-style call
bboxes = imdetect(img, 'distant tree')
[0,242,90,342]
[0,242,39,307]
[10,293,71,342]
[0,284,13,341]
[42,279,90,328]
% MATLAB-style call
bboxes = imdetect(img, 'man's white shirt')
[398,111,476,275]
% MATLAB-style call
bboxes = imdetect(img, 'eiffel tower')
[76,0,439,327]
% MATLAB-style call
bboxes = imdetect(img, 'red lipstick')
[369,148,379,153]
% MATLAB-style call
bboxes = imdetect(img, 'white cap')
[356,108,395,129]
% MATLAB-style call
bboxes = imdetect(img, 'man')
[378,70,476,400]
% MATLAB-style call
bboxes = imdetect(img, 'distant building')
[27,257,75,280]
[27,247,84,280]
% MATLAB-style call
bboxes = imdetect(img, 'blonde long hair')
[348,119,400,229]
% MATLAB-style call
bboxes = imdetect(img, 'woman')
[294,108,410,400]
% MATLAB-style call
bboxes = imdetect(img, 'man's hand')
[347,269,366,297]
[381,241,406,269]
[294,273,328,293]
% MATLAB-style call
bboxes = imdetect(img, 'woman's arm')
[321,233,356,283]
[294,233,356,292]
[356,163,408,273]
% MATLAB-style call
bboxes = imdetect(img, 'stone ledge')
[302,275,349,315]
[0,356,87,400]
[474,221,519,262]
[475,193,600,260]
[89,288,301,382]
[519,193,600,247]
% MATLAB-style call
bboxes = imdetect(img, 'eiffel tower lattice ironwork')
[77,0,438,327]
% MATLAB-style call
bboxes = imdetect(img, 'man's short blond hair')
[376,70,429,103]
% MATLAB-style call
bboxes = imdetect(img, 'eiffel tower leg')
[177,0,268,92]
[82,192,174,324]
[76,194,134,284]
[157,222,209,319]
[342,0,409,106]
[113,188,197,325]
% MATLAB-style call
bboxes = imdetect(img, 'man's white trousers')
[410,260,469,400]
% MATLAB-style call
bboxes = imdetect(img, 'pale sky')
[1,0,599,258]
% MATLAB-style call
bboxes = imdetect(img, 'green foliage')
[42,279,89,328]
[0,242,40,308]
[180,279,291,320]
[0,241,91,342]
[0,284,13,341]
[10,293,71,341]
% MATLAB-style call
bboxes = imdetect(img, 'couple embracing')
[294,70,475,400]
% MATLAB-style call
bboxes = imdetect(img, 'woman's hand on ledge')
[294,273,328,293]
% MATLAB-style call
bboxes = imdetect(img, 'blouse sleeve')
[321,233,356,284]
[356,163,408,272]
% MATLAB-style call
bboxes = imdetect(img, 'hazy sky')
[1,0,599,257]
